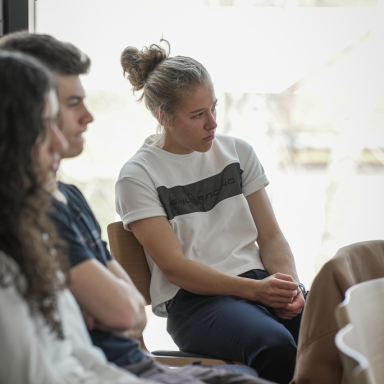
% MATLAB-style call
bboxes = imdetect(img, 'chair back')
[335,278,384,384]
[107,221,151,305]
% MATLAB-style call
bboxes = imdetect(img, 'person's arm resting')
[107,259,147,338]
[130,216,298,309]
[246,187,305,318]
[69,259,146,331]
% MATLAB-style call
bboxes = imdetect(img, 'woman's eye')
[194,113,203,119]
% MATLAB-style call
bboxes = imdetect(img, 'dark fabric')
[91,330,145,366]
[52,183,113,267]
[292,240,384,384]
[50,182,146,366]
[124,357,273,384]
[167,270,302,384]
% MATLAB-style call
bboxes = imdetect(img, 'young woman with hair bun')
[117,40,305,384]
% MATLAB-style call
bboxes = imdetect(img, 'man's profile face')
[56,75,94,159]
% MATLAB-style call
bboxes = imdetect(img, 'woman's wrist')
[232,276,260,301]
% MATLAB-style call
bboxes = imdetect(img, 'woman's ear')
[155,109,168,127]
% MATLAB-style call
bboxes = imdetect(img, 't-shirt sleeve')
[59,184,113,264]
[68,187,114,262]
[52,210,97,267]
[241,142,269,197]
[115,176,167,231]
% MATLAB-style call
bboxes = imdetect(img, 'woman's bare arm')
[130,216,298,308]
[246,187,305,318]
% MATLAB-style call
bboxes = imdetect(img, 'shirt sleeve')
[52,208,97,268]
[115,176,167,231]
[59,184,114,263]
[240,142,269,197]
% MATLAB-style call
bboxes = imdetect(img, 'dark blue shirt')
[51,182,146,366]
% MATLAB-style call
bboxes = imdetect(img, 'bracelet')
[298,282,307,296]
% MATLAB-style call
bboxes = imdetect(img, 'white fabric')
[0,251,157,384]
[116,133,269,317]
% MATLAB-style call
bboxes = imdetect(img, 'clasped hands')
[256,272,305,320]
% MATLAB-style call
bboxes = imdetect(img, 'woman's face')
[162,82,218,155]
[32,89,68,177]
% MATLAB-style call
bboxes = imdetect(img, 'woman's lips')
[203,134,215,141]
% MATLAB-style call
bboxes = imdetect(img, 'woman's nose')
[205,112,217,130]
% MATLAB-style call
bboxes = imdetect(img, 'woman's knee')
[247,323,297,362]
[246,327,297,383]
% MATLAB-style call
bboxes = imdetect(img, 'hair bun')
[121,39,170,92]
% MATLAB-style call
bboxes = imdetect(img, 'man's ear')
[155,109,168,127]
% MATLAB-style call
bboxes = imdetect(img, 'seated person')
[0,50,156,384]
[116,39,306,384]
[0,32,148,365]
[293,240,384,384]
[0,32,271,384]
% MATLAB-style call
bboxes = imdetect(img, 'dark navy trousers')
[166,270,302,384]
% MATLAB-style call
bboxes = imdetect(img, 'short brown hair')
[0,31,90,75]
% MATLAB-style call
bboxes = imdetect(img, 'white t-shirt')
[116,133,269,317]
[0,251,157,384]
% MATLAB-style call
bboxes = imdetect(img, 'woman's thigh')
[167,290,297,382]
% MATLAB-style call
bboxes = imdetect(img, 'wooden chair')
[334,277,384,384]
[107,221,239,367]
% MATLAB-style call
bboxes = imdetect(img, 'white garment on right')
[116,133,269,317]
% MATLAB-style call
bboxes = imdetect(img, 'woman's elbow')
[164,268,180,287]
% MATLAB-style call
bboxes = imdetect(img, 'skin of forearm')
[70,260,146,331]
[108,262,147,309]
[81,285,147,335]
[163,256,298,310]
[131,216,297,307]
[82,278,144,331]
[131,217,258,300]
[163,256,260,300]
[258,232,300,283]
[91,303,148,337]
[107,260,147,311]
[120,306,147,339]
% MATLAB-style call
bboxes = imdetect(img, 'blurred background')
[36,0,384,351]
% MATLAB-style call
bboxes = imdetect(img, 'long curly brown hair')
[0,51,68,338]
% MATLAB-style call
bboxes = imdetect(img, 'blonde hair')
[120,39,211,147]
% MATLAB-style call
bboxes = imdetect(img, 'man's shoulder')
[52,183,93,224]
[59,182,84,200]
[59,182,93,209]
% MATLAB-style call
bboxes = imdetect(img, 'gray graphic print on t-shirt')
[157,162,243,220]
